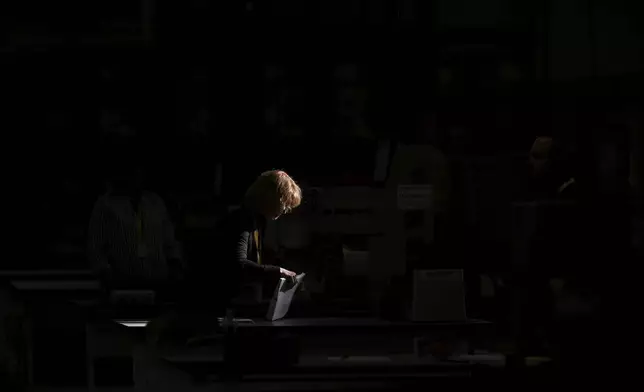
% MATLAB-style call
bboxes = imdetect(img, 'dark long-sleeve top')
[185,206,281,308]
[222,206,281,278]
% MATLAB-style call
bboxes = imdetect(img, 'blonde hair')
[244,170,302,215]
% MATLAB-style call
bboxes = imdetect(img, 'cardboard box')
[386,144,450,214]
[376,144,451,276]
[311,187,386,235]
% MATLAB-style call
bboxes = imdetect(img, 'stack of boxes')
[380,144,466,321]
[378,143,450,277]
[299,142,465,320]
[311,185,386,306]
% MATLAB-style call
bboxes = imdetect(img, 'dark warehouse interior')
[1,0,642,390]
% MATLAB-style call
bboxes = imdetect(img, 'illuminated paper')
[266,273,305,321]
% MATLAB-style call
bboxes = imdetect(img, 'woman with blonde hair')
[232,170,301,278]
[185,170,302,312]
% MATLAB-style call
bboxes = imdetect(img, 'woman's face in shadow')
[264,202,285,221]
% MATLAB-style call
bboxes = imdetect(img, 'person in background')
[186,170,301,311]
[522,136,578,201]
[87,160,183,291]
[512,136,585,357]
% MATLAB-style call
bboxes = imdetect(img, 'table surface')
[240,317,490,328]
[114,316,491,331]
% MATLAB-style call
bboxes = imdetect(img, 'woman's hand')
[279,268,297,277]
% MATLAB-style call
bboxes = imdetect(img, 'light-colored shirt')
[87,191,181,282]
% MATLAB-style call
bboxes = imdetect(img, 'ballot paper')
[266,273,306,321]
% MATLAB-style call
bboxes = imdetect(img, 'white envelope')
[266,273,306,321]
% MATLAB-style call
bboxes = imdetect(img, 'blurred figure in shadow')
[510,136,586,358]
[87,153,183,294]
[520,136,578,201]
